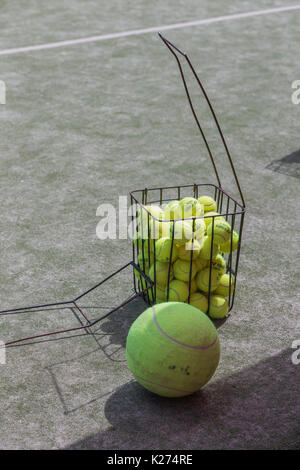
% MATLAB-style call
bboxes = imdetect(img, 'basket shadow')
[65,348,300,450]
[45,299,230,415]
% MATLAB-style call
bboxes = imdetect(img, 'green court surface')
[0,0,299,450]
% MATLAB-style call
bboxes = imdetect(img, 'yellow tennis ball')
[188,292,208,313]
[199,236,220,260]
[126,302,221,397]
[208,295,229,319]
[210,254,226,274]
[196,267,220,293]
[149,206,164,239]
[149,262,173,288]
[179,197,204,218]
[171,220,194,245]
[137,205,164,239]
[220,229,239,254]
[173,259,198,282]
[207,220,231,245]
[137,247,154,265]
[177,239,201,261]
[163,200,183,221]
[194,256,208,272]
[136,205,152,232]
[198,195,217,213]
[133,232,154,253]
[148,283,167,303]
[215,273,235,297]
[189,278,198,294]
[203,212,224,228]
[191,218,206,242]
[155,237,178,263]
[166,279,190,302]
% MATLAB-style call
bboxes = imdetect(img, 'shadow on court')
[65,348,300,450]
[265,149,300,178]
[41,297,228,415]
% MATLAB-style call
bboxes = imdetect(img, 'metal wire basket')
[0,33,246,346]
[130,34,246,318]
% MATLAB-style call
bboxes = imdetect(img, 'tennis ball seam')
[167,287,181,302]
[152,306,217,350]
[176,262,192,275]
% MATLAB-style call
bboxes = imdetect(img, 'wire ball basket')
[130,34,246,319]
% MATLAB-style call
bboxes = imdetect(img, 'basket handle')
[158,33,245,209]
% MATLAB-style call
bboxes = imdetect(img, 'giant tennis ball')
[126,302,220,397]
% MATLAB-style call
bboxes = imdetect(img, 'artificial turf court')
[0,0,299,450]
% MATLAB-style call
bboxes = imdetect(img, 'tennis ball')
[210,254,226,274]
[220,229,239,254]
[177,239,201,261]
[188,292,208,314]
[194,256,208,272]
[208,295,229,319]
[137,205,164,238]
[196,267,220,293]
[179,197,204,218]
[137,252,154,274]
[207,220,231,245]
[148,283,167,303]
[199,236,219,260]
[189,278,198,294]
[215,273,235,297]
[173,259,198,282]
[166,280,189,302]
[171,220,194,245]
[155,237,178,263]
[149,206,164,239]
[126,302,220,397]
[198,195,217,213]
[190,218,206,242]
[137,247,154,264]
[203,212,224,228]
[163,200,183,221]
[136,205,151,231]
[133,232,154,253]
[149,262,174,288]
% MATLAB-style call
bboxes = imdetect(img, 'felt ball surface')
[126,302,220,397]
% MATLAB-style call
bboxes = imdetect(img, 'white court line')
[0,4,299,56]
